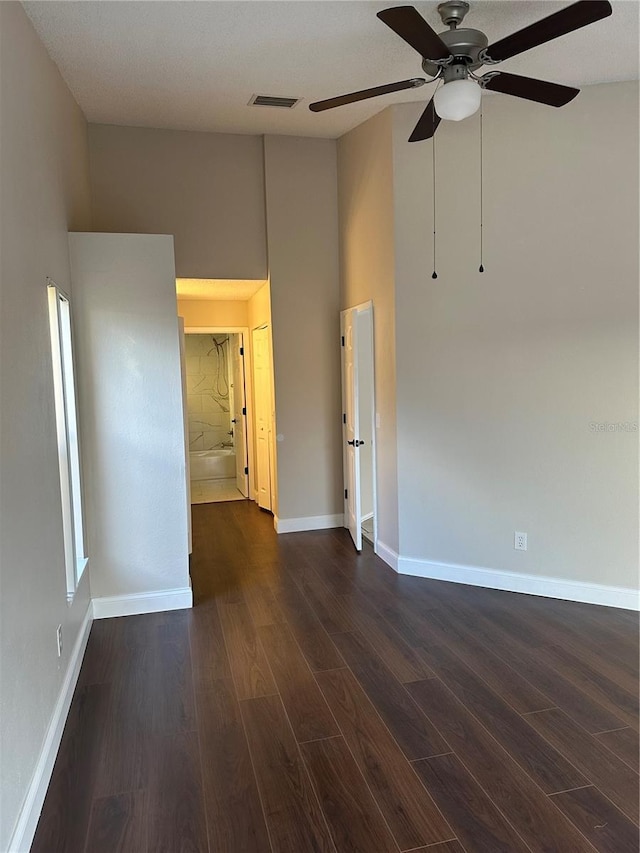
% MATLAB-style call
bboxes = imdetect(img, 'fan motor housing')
[422,28,489,77]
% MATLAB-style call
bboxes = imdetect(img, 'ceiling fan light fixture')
[433,78,481,121]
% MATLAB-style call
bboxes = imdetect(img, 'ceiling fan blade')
[484,0,612,62]
[377,6,451,61]
[408,99,441,142]
[482,72,579,107]
[309,78,426,112]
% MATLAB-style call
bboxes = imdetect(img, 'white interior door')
[341,309,362,551]
[232,334,249,497]
[252,325,272,511]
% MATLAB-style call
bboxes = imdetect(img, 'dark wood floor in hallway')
[32,500,639,852]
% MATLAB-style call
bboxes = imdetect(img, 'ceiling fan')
[309,1,612,141]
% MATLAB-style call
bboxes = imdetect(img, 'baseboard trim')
[92,586,193,619]
[398,556,640,610]
[376,540,399,572]
[274,514,344,534]
[8,603,93,853]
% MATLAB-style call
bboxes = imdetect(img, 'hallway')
[32,501,638,852]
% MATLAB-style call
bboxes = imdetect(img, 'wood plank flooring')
[32,500,639,852]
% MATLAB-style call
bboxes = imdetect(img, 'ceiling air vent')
[249,94,300,109]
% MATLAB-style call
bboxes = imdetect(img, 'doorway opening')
[184,331,249,504]
[341,302,377,552]
[176,278,278,525]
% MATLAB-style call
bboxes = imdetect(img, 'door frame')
[178,318,192,553]
[340,301,378,555]
[184,326,254,501]
[251,323,277,513]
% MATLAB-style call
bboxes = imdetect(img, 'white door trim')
[252,324,274,512]
[340,308,361,550]
[361,302,378,554]
[177,318,192,552]
[341,300,378,555]
[184,326,249,334]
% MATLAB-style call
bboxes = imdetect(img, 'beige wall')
[264,137,342,523]
[178,298,248,329]
[392,81,639,590]
[88,124,267,280]
[337,110,399,553]
[0,4,92,848]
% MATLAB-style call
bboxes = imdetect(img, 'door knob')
[231,418,237,423]
[347,439,365,447]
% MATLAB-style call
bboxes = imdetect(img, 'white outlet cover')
[514,531,528,551]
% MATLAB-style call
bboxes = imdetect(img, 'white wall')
[0,4,92,849]
[69,233,191,607]
[88,124,267,280]
[392,81,639,594]
[264,136,343,524]
[337,110,399,554]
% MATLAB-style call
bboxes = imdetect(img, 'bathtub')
[190,448,235,481]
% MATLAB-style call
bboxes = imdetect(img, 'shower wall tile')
[199,356,218,373]
[189,432,204,450]
[200,412,224,426]
[185,337,198,356]
[203,430,223,449]
[198,375,217,392]
[190,416,223,431]
[185,335,210,356]
[187,375,206,393]
[185,334,232,451]
[201,395,225,413]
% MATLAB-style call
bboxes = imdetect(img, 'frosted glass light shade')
[434,79,481,121]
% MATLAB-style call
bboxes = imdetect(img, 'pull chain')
[479,103,484,273]
[432,129,438,280]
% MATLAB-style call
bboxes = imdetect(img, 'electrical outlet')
[514,531,528,551]
[56,624,63,657]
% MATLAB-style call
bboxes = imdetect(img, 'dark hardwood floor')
[32,500,639,852]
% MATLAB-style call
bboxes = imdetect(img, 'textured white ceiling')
[24,1,639,138]
[176,278,266,300]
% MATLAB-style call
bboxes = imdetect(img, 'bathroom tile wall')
[185,334,233,451]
